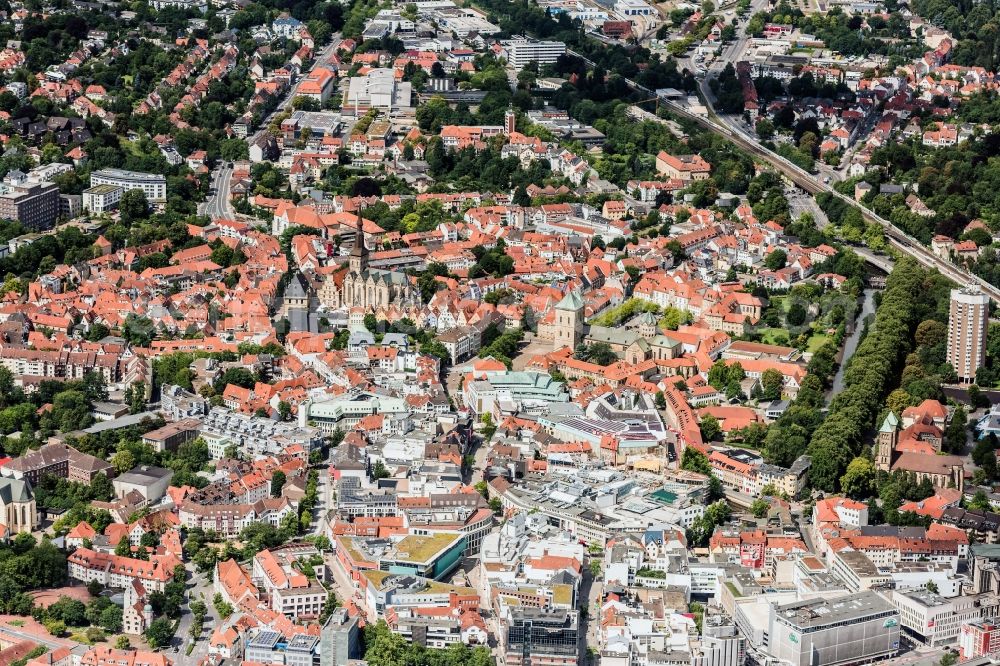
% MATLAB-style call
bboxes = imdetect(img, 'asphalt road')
[944,385,1000,406]
[259,37,342,129]
[202,165,233,220]
[174,569,217,664]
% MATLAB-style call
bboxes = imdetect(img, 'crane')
[635,96,663,112]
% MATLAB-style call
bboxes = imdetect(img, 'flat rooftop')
[389,532,462,563]
[774,591,896,629]
[92,168,166,183]
[83,184,121,195]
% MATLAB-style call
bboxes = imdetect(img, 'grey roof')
[286,274,308,298]
[555,290,583,312]
[348,330,375,346]
[971,543,1000,559]
[381,333,409,347]
[0,477,32,503]
[773,591,896,629]
[586,325,640,348]
[116,465,173,485]
[635,311,658,326]
[83,411,161,434]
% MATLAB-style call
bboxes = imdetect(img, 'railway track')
[563,46,1000,299]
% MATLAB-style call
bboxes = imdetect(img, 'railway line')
[563,45,1000,302]
[658,99,1000,302]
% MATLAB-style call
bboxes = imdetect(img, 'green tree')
[49,596,86,626]
[99,605,123,633]
[969,489,993,512]
[51,390,93,432]
[750,498,770,518]
[681,447,712,475]
[786,302,807,326]
[840,457,876,499]
[756,118,775,140]
[944,406,967,454]
[700,415,722,442]
[120,189,150,224]
[44,619,66,636]
[760,369,784,401]
[764,249,787,270]
[885,389,913,416]
[271,470,286,497]
[111,449,136,474]
[588,560,602,578]
[707,476,725,502]
[213,592,234,619]
[145,617,174,649]
[372,460,390,480]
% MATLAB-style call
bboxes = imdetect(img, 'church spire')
[349,210,368,274]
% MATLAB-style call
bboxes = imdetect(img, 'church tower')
[553,290,584,351]
[349,212,368,275]
[637,311,658,339]
[504,107,516,135]
[875,411,899,472]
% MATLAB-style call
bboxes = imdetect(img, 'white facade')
[614,0,655,15]
[90,169,167,203]
[82,185,122,213]
[501,40,567,69]
[889,590,981,647]
[947,286,989,383]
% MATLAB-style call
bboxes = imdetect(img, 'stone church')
[537,290,585,351]
[875,411,964,491]
[318,218,418,311]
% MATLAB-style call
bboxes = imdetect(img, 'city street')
[174,569,217,664]
[258,37,342,129]
[200,164,233,220]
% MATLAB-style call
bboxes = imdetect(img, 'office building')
[90,169,167,203]
[60,193,81,218]
[947,286,989,383]
[503,607,579,666]
[246,630,318,666]
[344,68,413,115]
[829,549,891,592]
[889,589,981,647]
[697,617,746,666]
[82,184,123,213]
[961,619,1000,660]
[614,0,656,15]
[971,544,1000,594]
[768,592,900,666]
[0,177,59,229]
[252,544,329,620]
[500,39,567,70]
[320,607,361,666]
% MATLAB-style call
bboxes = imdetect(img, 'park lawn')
[769,296,790,312]
[759,328,791,345]
[805,332,830,353]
